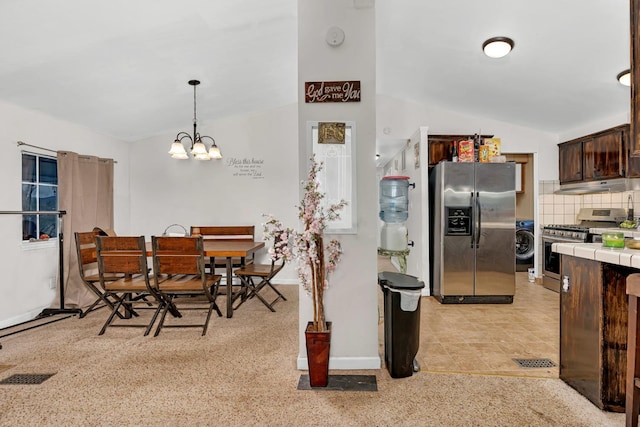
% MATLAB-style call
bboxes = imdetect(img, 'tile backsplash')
[535,180,640,279]
[539,180,640,226]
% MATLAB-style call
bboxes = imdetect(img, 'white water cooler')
[381,223,408,251]
[379,176,410,251]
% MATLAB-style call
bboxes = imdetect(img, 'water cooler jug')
[379,176,410,251]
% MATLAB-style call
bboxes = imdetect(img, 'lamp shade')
[208,145,222,159]
[191,141,208,156]
[168,141,188,159]
[194,152,211,161]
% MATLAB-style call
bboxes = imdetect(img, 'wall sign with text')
[305,81,361,103]
[226,157,265,180]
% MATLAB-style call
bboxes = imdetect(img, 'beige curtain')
[56,151,114,309]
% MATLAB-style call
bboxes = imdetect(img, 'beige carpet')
[0,284,625,426]
[0,365,13,375]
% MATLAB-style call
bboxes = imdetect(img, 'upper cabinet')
[583,129,624,180]
[558,125,629,184]
[558,140,583,183]
[631,0,640,155]
[427,136,455,166]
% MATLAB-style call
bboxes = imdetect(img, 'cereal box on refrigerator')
[483,138,501,159]
[458,140,474,162]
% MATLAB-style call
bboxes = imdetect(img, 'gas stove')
[542,225,589,242]
[542,207,626,293]
[542,207,626,243]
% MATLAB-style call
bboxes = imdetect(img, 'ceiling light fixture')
[168,80,222,160]
[617,69,631,87]
[482,37,514,58]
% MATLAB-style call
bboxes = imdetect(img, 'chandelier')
[168,80,222,160]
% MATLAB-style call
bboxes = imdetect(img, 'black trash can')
[378,271,425,378]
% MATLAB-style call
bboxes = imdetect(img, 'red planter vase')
[305,321,332,387]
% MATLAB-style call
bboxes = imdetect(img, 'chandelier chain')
[193,83,197,127]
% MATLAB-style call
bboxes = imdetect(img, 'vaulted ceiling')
[0,0,631,146]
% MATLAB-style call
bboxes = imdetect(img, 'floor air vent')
[512,358,557,368]
[0,373,55,385]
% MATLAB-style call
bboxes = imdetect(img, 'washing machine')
[516,220,535,272]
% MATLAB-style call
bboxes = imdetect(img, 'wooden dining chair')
[151,236,223,336]
[92,226,117,237]
[74,230,122,318]
[233,233,287,312]
[627,273,640,427]
[95,236,164,336]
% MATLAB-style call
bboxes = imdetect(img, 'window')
[308,121,357,234]
[22,153,58,241]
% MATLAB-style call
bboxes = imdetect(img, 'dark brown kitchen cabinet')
[428,138,453,166]
[558,140,583,183]
[583,131,623,180]
[627,123,640,177]
[558,124,628,184]
[632,0,640,156]
[560,255,629,412]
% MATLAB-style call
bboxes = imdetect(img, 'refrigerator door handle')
[470,192,475,248]
[475,191,481,248]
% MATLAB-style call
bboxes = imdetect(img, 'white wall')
[0,100,130,327]
[377,95,559,180]
[558,111,629,142]
[129,104,300,273]
[297,0,379,369]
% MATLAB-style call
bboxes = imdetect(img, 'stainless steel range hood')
[555,178,640,195]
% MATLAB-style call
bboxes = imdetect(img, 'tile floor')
[379,257,559,379]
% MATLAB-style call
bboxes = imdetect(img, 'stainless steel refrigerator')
[429,161,516,304]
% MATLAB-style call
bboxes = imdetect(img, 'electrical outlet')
[49,278,56,290]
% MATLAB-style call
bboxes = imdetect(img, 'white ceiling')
[0,0,631,156]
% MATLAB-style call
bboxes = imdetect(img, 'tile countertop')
[552,242,640,269]
[590,227,640,238]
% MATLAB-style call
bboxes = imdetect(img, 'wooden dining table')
[146,239,265,318]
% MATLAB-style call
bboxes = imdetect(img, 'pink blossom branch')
[261,155,346,332]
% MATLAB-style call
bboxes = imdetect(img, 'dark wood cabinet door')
[625,123,640,177]
[560,255,601,407]
[560,256,629,413]
[428,140,451,166]
[601,263,630,412]
[558,141,583,184]
[632,0,640,157]
[583,130,623,181]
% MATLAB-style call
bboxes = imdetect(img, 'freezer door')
[474,162,516,296]
[439,162,475,296]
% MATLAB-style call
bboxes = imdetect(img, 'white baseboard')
[272,279,298,285]
[297,355,381,370]
[0,306,49,329]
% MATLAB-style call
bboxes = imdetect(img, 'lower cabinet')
[560,255,629,412]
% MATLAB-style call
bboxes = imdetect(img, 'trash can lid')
[377,271,425,290]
